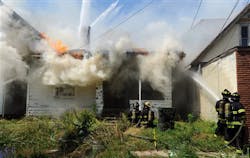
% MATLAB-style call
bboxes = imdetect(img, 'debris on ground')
[130,150,169,157]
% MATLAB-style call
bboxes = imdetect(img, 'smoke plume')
[0,5,29,85]
[41,36,134,87]
[1,0,182,100]
[138,38,181,98]
[40,33,181,100]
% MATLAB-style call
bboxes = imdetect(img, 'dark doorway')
[102,80,164,117]
[3,80,27,118]
[102,52,164,117]
[102,79,138,117]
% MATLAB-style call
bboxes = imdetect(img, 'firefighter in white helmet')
[141,101,155,127]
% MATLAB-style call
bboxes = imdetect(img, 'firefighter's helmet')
[231,92,240,101]
[221,89,231,97]
[144,101,151,107]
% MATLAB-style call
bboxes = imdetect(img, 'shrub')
[59,109,97,153]
[117,113,130,132]
[187,113,197,123]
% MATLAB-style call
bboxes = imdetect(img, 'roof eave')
[189,4,250,68]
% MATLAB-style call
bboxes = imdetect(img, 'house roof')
[1,1,85,60]
[190,4,250,67]
[0,1,41,38]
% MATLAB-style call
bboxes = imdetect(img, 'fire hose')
[226,120,244,146]
[134,118,141,127]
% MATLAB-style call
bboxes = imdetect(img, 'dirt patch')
[124,127,142,135]
[130,150,169,157]
[196,151,227,158]
[192,133,211,140]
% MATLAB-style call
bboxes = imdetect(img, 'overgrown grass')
[0,113,233,158]
[0,116,62,157]
[98,119,228,158]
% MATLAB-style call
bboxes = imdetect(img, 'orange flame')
[40,33,68,55]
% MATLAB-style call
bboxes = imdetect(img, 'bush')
[117,113,130,132]
[59,109,97,153]
[187,113,197,123]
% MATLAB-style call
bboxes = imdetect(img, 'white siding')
[200,25,240,62]
[200,52,237,121]
[0,86,3,115]
[26,78,96,116]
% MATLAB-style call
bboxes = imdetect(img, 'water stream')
[189,71,220,101]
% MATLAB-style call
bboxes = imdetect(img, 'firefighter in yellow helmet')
[225,92,246,154]
[141,101,155,127]
[129,102,141,125]
[215,89,231,137]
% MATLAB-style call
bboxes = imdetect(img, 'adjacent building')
[189,4,250,138]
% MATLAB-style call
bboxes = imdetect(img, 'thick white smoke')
[1,0,182,100]
[41,36,134,87]
[0,5,28,85]
[138,38,181,97]
[42,52,109,86]
[1,0,181,95]
[40,34,181,100]
[0,40,27,83]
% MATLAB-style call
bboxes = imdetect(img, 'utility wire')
[80,0,154,49]
[220,0,240,32]
[190,0,203,29]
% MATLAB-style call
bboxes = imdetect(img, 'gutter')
[189,47,239,69]
[190,4,250,67]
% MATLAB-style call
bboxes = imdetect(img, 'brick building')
[236,48,250,129]
[189,4,250,139]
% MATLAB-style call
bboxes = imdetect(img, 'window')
[54,86,75,98]
[241,26,248,47]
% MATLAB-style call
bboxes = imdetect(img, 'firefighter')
[226,92,246,154]
[128,104,134,123]
[129,102,141,125]
[141,101,155,128]
[215,89,231,137]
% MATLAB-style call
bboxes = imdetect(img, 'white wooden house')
[0,1,173,117]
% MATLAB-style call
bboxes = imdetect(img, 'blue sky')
[2,0,249,53]
[3,0,248,26]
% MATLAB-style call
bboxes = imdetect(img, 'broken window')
[241,25,248,47]
[54,86,75,98]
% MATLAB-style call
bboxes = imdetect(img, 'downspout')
[139,79,142,111]
[26,82,30,116]
[198,63,202,74]
[2,85,5,117]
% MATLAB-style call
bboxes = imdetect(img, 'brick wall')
[236,49,250,141]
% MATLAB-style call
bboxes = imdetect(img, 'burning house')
[189,4,250,139]
[0,1,179,118]
[24,47,175,117]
